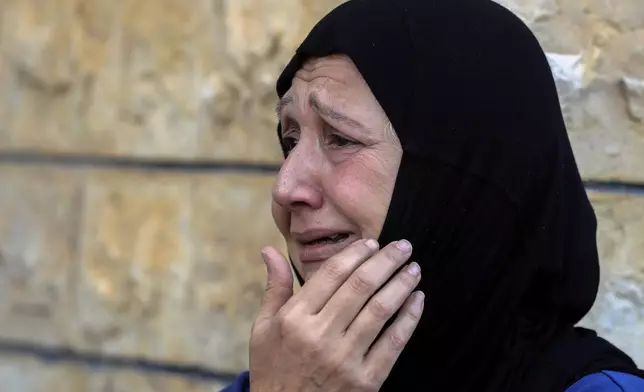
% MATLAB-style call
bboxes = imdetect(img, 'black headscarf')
[274,0,644,390]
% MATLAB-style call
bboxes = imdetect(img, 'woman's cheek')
[271,200,290,238]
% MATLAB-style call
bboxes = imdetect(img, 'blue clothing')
[219,370,644,392]
[567,371,644,392]
[220,371,248,392]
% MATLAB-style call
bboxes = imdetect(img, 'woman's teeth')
[306,233,349,245]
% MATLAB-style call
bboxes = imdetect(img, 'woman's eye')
[328,133,359,148]
[281,136,298,154]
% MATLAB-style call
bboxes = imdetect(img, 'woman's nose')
[272,147,324,212]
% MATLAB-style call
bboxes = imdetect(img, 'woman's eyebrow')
[308,92,366,131]
[275,95,293,120]
[276,92,366,132]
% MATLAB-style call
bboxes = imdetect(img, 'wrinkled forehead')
[277,55,371,113]
[274,56,402,159]
[297,55,363,83]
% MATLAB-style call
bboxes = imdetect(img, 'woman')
[223,0,644,391]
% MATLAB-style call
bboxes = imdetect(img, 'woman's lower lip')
[298,236,358,263]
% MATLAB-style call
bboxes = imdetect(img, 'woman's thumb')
[256,246,294,320]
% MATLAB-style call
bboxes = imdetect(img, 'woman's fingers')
[251,239,422,392]
[294,238,380,313]
[361,290,425,381]
[345,261,422,354]
[320,240,414,330]
[254,247,295,325]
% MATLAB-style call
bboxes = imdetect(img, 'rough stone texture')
[624,77,644,122]
[580,192,644,367]
[0,0,643,179]
[3,164,643,375]
[0,356,227,392]
[0,357,88,392]
[494,0,644,181]
[71,169,285,372]
[0,165,82,347]
[71,171,194,360]
[179,174,286,372]
[0,165,286,374]
[0,0,340,162]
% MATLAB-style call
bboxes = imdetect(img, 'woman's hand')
[249,239,424,392]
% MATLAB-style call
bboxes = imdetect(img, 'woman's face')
[272,55,403,280]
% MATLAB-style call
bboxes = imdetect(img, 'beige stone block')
[72,171,194,359]
[582,0,644,31]
[0,0,214,158]
[194,0,343,163]
[623,76,644,122]
[178,173,285,373]
[0,165,81,346]
[594,30,644,81]
[0,0,343,163]
[494,0,559,25]
[0,0,84,152]
[0,0,643,177]
[88,368,227,392]
[560,79,644,182]
[78,0,216,159]
[72,170,285,372]
[0,356,227,392]
[580,192,644,366]
[493,0,644,181]
[0,356,89,392]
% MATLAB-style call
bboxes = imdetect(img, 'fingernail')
[395,239,412,253]
[365,238,379,250]
[407,262,421,276]
[412,292,425,315]
[260,248,269,262]
[260,248,272,270]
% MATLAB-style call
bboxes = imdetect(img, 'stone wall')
[0,0,642,390]
[0,356,229,392]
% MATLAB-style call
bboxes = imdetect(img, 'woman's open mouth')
[302,232,350,246]
[296,232,356,263]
